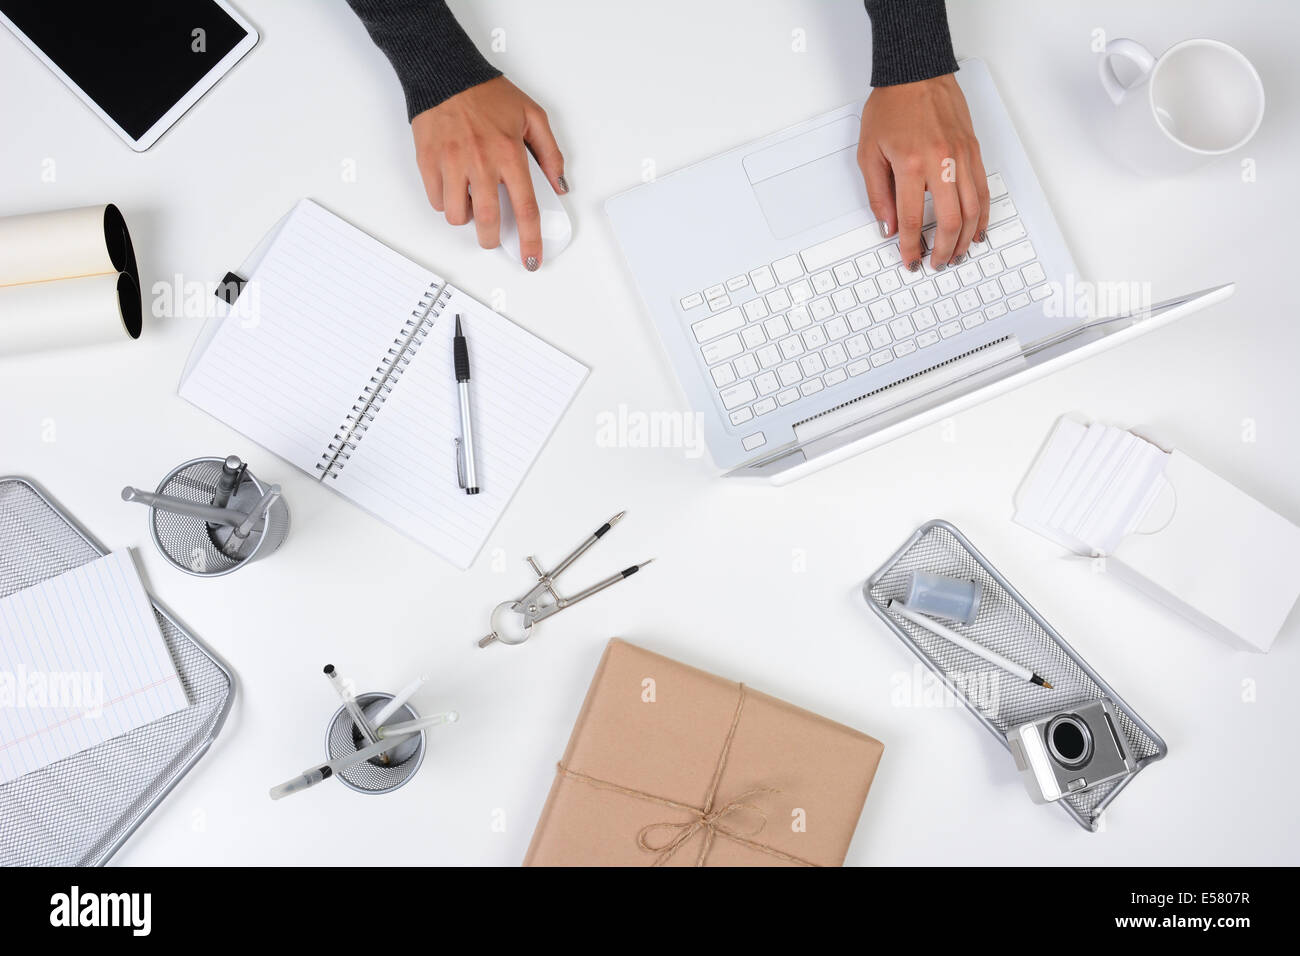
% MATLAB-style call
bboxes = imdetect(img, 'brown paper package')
[524,639,885,866]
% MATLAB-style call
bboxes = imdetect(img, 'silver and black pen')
[453,314,481,495]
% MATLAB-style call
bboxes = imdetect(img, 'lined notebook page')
[180,199,440,475]
[332,287,588,568]
[0,551,188,785]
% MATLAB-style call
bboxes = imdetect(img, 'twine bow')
[556,684,820,867]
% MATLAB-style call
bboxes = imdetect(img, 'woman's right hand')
[857,73,989,273]
[410,76,567,271]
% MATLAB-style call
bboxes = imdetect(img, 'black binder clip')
[215,271,246,305]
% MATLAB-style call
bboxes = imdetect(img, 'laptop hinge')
[793,335,1025,444]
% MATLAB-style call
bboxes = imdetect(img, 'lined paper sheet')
[180,199,440,475]
[0,551,188,785]
[333,287,588,568]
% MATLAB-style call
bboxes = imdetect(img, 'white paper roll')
[0,273,140,355]
[0,204,141,356]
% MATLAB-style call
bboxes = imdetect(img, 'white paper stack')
[1013,418,1172,557]
[0,551,189,784]
[1016,417,1300,652]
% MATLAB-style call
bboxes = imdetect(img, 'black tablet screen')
[0,0,249,140]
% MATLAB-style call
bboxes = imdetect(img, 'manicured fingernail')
[879,221,891,239]
[975,229,986,243]
[935,262,947,271]
[907,259,921,273]
[557,175,569,194]
[525,256,539,272]
[953,254,966,265]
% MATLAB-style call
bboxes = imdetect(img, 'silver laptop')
[605,58,1232,483]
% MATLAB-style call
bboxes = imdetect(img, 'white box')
[1108,451,1300,652]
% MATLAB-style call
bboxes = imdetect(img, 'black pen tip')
[455,315,463,336]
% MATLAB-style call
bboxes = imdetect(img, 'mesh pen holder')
[148,457,290,577]
[326,693,426,795]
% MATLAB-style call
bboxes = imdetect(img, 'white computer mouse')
[497,151,572,265]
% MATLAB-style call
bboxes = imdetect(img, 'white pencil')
[369,674,428,728]
[888,600,1052,688]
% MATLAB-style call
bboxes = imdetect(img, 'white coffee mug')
[1098,37,1264,174]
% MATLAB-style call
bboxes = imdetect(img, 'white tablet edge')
[0,0,259,152]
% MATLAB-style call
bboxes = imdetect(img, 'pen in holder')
[326,693,425,795]
[123,455,290,577]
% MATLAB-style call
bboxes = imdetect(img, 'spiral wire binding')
[316,282,450,479]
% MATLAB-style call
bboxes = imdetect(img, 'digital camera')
[1006,699,1135,803]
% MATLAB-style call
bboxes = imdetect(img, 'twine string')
[555,684,820,867]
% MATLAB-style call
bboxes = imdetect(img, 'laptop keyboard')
[677,173,1050,451]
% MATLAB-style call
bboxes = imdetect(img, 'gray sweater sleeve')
[346,0,501,121]
[346,0,952,117]
[864,0,959,87]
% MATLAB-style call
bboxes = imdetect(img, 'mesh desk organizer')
[326,692,426,795]
[0,478,234,865]
[863,520,1165,831]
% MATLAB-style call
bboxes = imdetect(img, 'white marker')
[376,711,459,738]
[269,731,419,800]
[323,664,379,746]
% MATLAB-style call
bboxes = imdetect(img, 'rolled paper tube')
[0,204,142,355]
[0,273,141,355]
[0,204,135,284]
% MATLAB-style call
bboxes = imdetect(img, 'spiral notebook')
[179,199,587,569]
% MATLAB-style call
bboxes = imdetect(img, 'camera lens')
[1047,715,1093,768]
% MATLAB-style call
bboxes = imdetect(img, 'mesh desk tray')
[862,520,1165,831]
[0,478,234,866]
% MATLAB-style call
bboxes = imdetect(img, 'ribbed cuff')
[347,0,503,120]
[864,0,959,87]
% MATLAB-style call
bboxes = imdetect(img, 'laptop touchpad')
[744,115,869,239]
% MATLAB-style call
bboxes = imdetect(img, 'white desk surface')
[2,0,1297,866]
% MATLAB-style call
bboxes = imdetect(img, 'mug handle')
[1099,38,1156,105]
